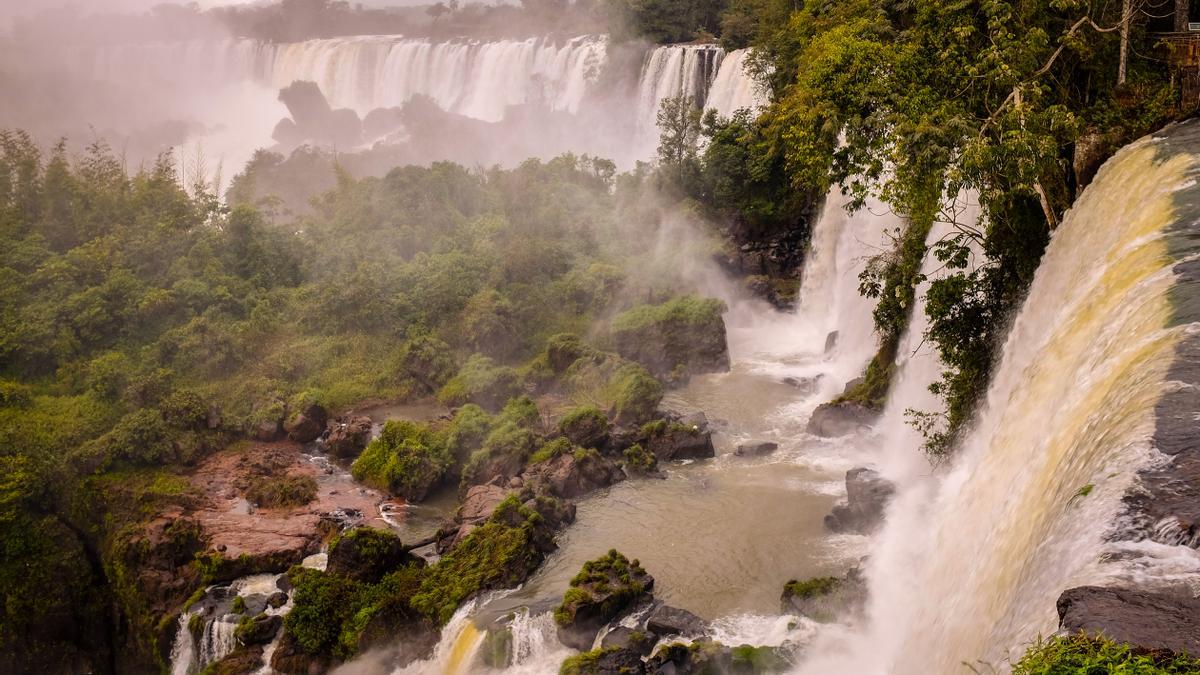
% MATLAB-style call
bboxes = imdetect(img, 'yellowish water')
[443,623,484,675]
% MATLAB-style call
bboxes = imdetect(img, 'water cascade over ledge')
[800,122,1200,674]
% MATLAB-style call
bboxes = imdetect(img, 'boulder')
[525,450,625,499]
[643,419,715,462]
[234,613,282,645]
[780,568,866,622]
[254,420,283,442]
[823,331,839,353]
[1057,586,1200,656]
[561,646,647,674]
[645,640,732,674]
[782,375,822,394]
[824,468,895,534]
[266,591,288,608]
[326,415,372,458]
[274,80,362,149]
[326,527,417,583]
[806,401,879,437]
[600,626,655,656]
[457,484,510,525]
[645,603,706,638]
[555,550,655,651]
[286,404,328,443]
[734,441,779,457]
[610,297,731,382]
[270,628,332,674]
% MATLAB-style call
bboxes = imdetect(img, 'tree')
[426,2,449,21]
[656,95,702,188]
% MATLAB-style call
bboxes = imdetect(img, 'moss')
[231,595,246,614]
[437,354,522,411]
[1013,635,1200,674]
[559,646,626,675]
[530,437,573,465]
[282,566,364,658]
[611,296,726,334]
[410,495,545,624]
[782,576,840,600]
[833,336,897,410]
[554,549,650,628]
[545,333,592,372]
[445,404,494,468]
[730,644,787,673]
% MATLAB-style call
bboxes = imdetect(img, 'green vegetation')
[554,549,651,627]
[559,646,629,675]
[558,406,610,448]
[782,576,840,600]
[244,474,318,508]
[622,443,657,474]
[1013,635,1200,674]
[351,420,452,501]
[611,295,729,381]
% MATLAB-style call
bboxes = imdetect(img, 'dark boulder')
[642,418,715,462]
[824,468,895,533]
[266,591,288,608]
[610,296,730,383]
[734,441,779,457]
[561,646,647,674]
[806,401,879,437]
[555,550,654,651]
[234,613,282,645]
[285,404,328,443]
[270,628,332,674]
[274,80,362,149]
[645,603,706,638]
[524,449,624,499]
[326,415,372,458]
[1057,585,1200,657]
[645,641,732,674]
[326,527,419,583]
[601,626,655,656]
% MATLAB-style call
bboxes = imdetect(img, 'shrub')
[1013,635,1200,674]
[159,388,209,429]
[530,437,573,465]
[444,404,493,468]
[437,354,521,411]
[351,420,451,501]
[395,334,456,395]
[558,406,609,448]
[244,474,318,508]
[607,363,663,424]
[622,444,657,473]
[283,567,363,657]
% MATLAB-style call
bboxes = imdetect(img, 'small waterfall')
[801,128,1200,673]
[704,49,766,118]
[169,610,200,675]
[394,601,487,675]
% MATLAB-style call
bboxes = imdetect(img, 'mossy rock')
[610,296,730,383]
[558,406,611,449]
[559,646,646,674]
[554,550,654,650]
[327,527,416,583]
[351,420,451,501]
[780,570,865,622]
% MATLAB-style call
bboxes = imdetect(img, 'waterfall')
[704,49,766,118]
[393,601,487,675]
[800,127,1200,674]
[634,43,725,148]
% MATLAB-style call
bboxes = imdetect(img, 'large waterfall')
[801,125,1200,673]
[89,36,766,164]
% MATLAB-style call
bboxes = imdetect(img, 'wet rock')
[1057,585,1200,656]
[806,401,880,437]
[457,484,510,525]
[362,106,405,140]
[824,331,839,353]
[270,628,332,674]
[326,415,373,458]
[646,603,707,638]
[555,550,655,651]
[645,640,732,674]
[524,450,625,499]
[559,407,612,449]
[782,375,822,394]
[274,80,362,149]
[643,418,715,462]
[562,646,647,674]
[781,568,867,622]
[285,404,328,443]
[239,593,269,616]
[234,613,282,645]
[266,591,288,608]
[611,297,731,382]
[734,441,779,457]
[1073,129,1112,192]
[204,645,266,675]
[601,626,655,656]
[824,468,895,533]
[327,527,418,583]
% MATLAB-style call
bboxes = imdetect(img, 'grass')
[1013,635,1200,674]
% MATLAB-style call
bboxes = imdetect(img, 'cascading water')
[800,127,1200,674]
[704,48,767,118]
[634,43,724,149]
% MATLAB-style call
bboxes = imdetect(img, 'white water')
[705,49,768,118]
[800,134,1200,674]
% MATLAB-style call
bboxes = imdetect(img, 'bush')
[395,334,456,395]
[159,389,209,429]
[607,363,663,424]
[622,444,657,473]
[444,404,493,468]
[558,406,610,448]
[437,354,522,411]
[244,474,318,508]
[283,567,363,657]
[1013,635,1200,674]
[351,420,451,501]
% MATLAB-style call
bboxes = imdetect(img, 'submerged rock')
[325,415,373,458]
[806,401,880,437]
[824,468,895,534]
[734,441,779,457]
[555,550,655,651]
[1057,585,1200,656]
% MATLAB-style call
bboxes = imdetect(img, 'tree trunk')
[1119,0,1131,86]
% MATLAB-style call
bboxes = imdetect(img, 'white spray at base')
[798,135,1200,674]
